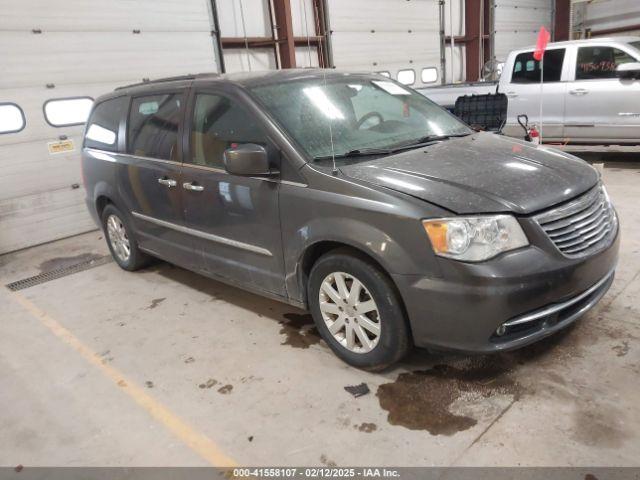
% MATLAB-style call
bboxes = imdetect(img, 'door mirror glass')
[224,143,272,176]
[616,62,640,79]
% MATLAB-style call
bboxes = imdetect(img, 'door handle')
[158,178,177,187]
[618,112,640,117]
[183,182,204,192]
[505,91,518,98]
[569,88,589,96]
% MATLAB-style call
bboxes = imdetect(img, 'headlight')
[422,215,529,262]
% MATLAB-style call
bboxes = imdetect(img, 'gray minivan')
[82,70,619,370]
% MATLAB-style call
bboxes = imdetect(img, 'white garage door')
[493,0,553,62]
[0,0,220,254]
[326,0,442,88]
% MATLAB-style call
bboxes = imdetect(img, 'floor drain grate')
[5,255,113,291]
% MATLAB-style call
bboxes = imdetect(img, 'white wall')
[576,0,640,38]
[326,0,443,88]
[0,0,219,253]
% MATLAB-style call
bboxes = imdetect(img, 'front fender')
[284,216,442,305]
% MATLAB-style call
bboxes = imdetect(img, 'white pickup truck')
[418,37,640,143]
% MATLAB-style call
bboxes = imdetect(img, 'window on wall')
[44,97,93,127]
[84,96,128,151]
[0,103,25,134]
[576,46,638,80]
[190,93,268,169]
[512,49,566,83]
[128,93,183,160]
[421,67,438,83]
[397,69,416,85]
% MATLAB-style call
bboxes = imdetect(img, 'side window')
[128,93,183,160]
[84,96,128,151]
[44,97,93,127]
[0,103,26,134]
[397,69,416,85]
[576,46,637,80]
[511,49,566,83]
[190,93,268,169]
[421,67,438,83]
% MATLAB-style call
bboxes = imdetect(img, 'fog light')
[496,324,507,336]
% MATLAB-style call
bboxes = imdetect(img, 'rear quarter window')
[84,96,128,152]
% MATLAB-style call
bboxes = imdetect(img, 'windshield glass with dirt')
[250,75,471,161]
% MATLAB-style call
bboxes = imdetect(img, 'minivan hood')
[339,132,598,215]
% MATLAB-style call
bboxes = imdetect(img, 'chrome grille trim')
[535,185,617,258]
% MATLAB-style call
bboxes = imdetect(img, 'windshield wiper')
[389,132,473,152]
[312,133,472,162]
[313,147,393,162]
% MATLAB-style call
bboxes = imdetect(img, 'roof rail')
[114,73,219,91]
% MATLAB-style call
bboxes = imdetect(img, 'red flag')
[533,26,551,61]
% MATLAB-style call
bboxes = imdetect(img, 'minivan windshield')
[250,75,472,161]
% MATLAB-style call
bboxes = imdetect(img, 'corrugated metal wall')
[0,0,220,253]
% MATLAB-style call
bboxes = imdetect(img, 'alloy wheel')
[106,214,131,263]
[318,271,381,353]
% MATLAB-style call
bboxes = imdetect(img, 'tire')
[101,204,150,271]
[308,248,411,370]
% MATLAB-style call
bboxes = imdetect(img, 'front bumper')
[392,225,619,353]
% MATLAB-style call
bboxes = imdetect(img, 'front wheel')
[308,249,411,370]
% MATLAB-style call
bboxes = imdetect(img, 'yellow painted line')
[8,290,237,467]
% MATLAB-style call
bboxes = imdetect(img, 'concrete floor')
[1,157,639,467]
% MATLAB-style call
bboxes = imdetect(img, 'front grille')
[535,185,617,258]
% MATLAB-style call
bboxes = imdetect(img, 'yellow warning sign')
[48,139,75,154]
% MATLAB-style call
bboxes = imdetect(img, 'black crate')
[454,93,508,132]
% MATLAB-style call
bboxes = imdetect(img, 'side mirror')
[223,143,273,176]
[616,62,640,80]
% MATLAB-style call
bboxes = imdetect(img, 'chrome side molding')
[131,211,273,257]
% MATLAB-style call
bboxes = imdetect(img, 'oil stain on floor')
[146,297,166,310]
[376,357,522,435]
[38,252,104,273]
[279,313,321,349]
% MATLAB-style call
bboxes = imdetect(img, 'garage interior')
[1,0,640,472]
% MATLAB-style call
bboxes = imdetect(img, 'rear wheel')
[101,204,150,271]
[308,249,411,370]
